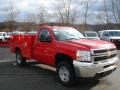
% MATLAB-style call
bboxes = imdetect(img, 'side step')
[35,64,56,72]
[26,60,56,72]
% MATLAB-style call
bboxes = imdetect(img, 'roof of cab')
[39,25,73,30]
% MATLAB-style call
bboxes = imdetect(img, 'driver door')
[33,29,55,65]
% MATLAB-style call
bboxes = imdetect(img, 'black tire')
[56,61,75,86]
[16,50,26,66]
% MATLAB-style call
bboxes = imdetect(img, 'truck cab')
[99,30,120,49]
[10,26,119,86]
[83,31,100,40]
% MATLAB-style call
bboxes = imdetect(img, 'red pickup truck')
[10,26,119,85]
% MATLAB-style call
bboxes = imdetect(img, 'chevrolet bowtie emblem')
[106,51,111,57]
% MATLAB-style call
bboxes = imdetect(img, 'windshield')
[53,27,85,41]
[109,31,120,37]
[86,32,98,37]
[0,33,5,36]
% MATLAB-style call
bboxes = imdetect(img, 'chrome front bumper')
[73,56,119,78]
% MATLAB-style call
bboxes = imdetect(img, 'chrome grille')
[93,48,116,55]
[91,48,116,62]
[94,54,116,62]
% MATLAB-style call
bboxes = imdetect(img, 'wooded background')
[0,0,120,32]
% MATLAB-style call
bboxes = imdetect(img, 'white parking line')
[0,60,15,63]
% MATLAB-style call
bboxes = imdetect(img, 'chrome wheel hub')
[59,66,70,82]
[17,54,21,64]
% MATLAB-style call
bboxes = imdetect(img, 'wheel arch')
[55,53,73,67]
[15,47,21,53]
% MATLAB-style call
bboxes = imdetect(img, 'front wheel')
[16,50,26,66]
[56,61,75,86]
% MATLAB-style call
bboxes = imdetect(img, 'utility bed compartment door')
[22,35,35,59]
[11,34,35,59]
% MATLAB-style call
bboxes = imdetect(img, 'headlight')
[76,50,91,62]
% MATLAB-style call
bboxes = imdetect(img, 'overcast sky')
[0,0,105,24]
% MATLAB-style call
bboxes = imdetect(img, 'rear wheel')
[56,61,75,86]
[16,50,26,66]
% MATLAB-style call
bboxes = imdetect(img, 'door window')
[39,29,51,42]
[103,32,109,36]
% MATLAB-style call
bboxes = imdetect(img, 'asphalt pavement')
[0,47,120,90]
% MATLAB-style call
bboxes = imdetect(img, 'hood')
[110,37,120,40]
[67,39,115,50]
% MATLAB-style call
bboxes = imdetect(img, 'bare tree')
[110,0,120,27]
[96,0,120,28]
[115,0,120,24]
[110,0,118,24]
[103,0,111,26]
[22,4,50,32]
[37,5,49,25]
[6,0,19,31]
[81,0,96,30]
[22,13,37,32]
[54,0,79,26]
[97,12,107,24]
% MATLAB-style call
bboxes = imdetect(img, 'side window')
[3,33,6,36]
[39,29,51,42]
[103,32,109,36]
